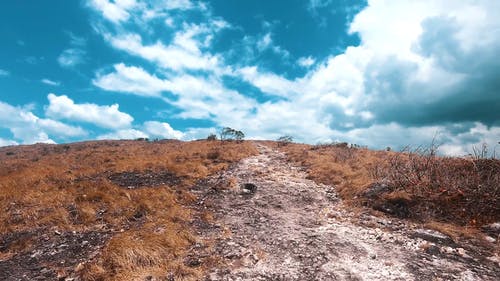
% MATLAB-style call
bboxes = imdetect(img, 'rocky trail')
[190,143,500,280]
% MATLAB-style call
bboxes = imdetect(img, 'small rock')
[241,183,257,194]
[456,248,468,258]
[482,222,500,236]
[484,236,496,243]
[411,229,454,245]
[184,256,202,267]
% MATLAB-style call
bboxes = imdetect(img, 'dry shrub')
[278,141,500,227]
[374,148,500,225]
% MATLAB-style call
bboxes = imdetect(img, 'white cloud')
[254,32,290,58]
[58,32,87,68]
[161,0,195,10]
[37,118,87,137]
[41,79,60,86]
[45,93,133,129]
[337,122,500,157]
[97,128,148,140]
[0,69,9,76]
[166,74,257,122]
[93,64,256,123]
[143,121,184,139]
[88,0,137,23]
[0,138,19,147]
[181,127,217,140]
[93,63,169,97]
[0,100,86,144]
[58,48,86,68]
[230,0,500,154]
[88,0,197,23]
[257,33,272,51]
[238,66,298,98]
[96,121,184,141]
[86,0,500,156]
[308,0,332,10]
[297,56,316,68]
[106,32,220,72]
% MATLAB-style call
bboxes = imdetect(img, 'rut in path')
[191,143,499,280]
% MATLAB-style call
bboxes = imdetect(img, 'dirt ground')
[190,144,500,280]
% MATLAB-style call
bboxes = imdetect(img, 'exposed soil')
[190,144,500,280]
[107,170,182,189]
[0,229,110,281]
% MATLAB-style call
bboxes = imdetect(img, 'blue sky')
[0,0,499,156]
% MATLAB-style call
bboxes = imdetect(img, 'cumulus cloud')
[104,28,222,72]
[96,120,184,141]
[238,66,298,98]
[93,64,256,123]
[88,0,500,155]
[93,63,169,97]
[97,128,148,140]
[143,121,184,139]
[0,100,86,144]
[233,0,500,151]
[0,138,18,147]
[45,93,133,129]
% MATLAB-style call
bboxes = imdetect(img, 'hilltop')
[0,140,498,280]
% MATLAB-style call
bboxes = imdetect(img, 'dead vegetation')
[0,140,257,280]
[276,142,500,229]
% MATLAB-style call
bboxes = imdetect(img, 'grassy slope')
[275,142,499,230]
[1,139,498,279]
[0,140,258,280]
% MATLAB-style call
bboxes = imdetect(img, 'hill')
[0,140,498,280]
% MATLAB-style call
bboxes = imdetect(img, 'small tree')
[220,127,233,141]
[277,135,293,147]
[207,133,217,141]
[234,130,245,143]
[220,127,245,142]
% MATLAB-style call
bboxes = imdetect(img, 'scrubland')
[1,139,498,280]
[275,141,499,236]
[0,140,257,280]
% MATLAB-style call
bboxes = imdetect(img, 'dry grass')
[375,150,500,225]
[0,139,258,280]
[274,142,382,202]
[277,142,500,227]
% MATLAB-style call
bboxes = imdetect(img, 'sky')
[0,0,499,156]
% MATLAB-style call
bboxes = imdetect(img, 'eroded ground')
[191,144,500,280]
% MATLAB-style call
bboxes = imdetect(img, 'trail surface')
[191,143,499,280]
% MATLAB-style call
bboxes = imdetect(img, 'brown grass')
[277,142,500,227]
[273,142,381,202]
[0,139,258,280]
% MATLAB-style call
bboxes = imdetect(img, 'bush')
[207,133,217,141]
[372,145,500,225]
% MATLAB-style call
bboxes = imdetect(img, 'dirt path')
[191,143,499,280]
